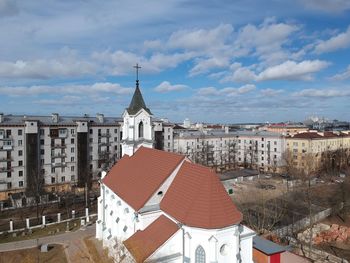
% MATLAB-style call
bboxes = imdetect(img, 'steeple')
[126,64,152,115]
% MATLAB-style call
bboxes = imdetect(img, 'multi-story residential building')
[286,131,350,169]
[0,113,123,200]
[260,123,309,136]
[0,81,175,201]
[173,129,285,173]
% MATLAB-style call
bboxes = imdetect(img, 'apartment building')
[0,113,122,200]
[286,131,350,169]
[0,83,175,201]
[173,129,285,172]
[260,123,309,136]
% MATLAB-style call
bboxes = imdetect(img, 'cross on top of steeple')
[133,63,141,88]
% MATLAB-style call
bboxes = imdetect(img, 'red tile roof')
[102,147,185,211]
[290,131,350,139]
[123,215,179,263]
[161,161,242,229]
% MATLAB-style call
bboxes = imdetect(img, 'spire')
[126,64,152,115]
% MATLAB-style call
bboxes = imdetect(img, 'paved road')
[0,224,96,262]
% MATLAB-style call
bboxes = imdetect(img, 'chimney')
[52,113,59,123]
[96,113,104,123]
[0,113,3,123]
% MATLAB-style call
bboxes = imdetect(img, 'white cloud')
[234,19,299,64]
[197,84,256,97]
[0,82,133,96]
[0,57,95,79]
[223,60,329,82]
[329,65,350,81]
[260,88,283,96]
[300,0,350,13]
[314,26,350,54]
[92,50,193,75]
[167,24,233,52]
[154,81,188,93]
[257,60,329,81]
[189,57,230,76]
[293,88,350,98]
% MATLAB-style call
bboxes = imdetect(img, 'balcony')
[0,157,12,162]
[98,133,111,138]
[51,144,67,148]
[51,153,66,159]
[51,162,67,168]
[0,167,13,173]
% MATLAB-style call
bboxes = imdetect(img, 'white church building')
[96,80,256,262]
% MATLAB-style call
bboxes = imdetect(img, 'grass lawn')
[0,244,67,263]
[0,219,81,244]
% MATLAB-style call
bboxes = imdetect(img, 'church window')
[138,121,144,138]
[195,245,206,263]
[123,226,128,232]
[116,217,120,223]
[124,208,129,214]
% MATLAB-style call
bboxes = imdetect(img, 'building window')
[71,129,75,135]
[114,137,118,142]
[40,129,45,135]
[18,129,23,136]
[89,129,93,134]
[19,160,23,166]
[7,182,12,189]
[18,150,23,156]
[71,148,74,153]
[51,167,55,173]
[114,129,118,133]
[41,149,45,155]
[18,140,23,146]
[51,177,55,184]
[71,157,75,162]
[71,175,75,181]
[195,245,206,263]
[138,121,144,138]
[71,138,74,144]
[61,176,65,182]
[19,181,23,187]
[7,172,11,178]
[40,139,44,145]
[71,166,74,171]
[19,171,23,177]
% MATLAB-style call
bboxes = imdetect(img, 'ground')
[0,244,67,263]
[0,224,114,263]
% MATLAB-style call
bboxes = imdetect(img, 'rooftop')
[160,161,242,229]
[102,147,185,211]
[253,236,286,255]
[123,215,179,263]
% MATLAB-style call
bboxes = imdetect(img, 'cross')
[133,63,141,81]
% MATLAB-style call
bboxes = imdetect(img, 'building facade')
[0,82,174,201]
[173,130,286,173]
[0,113,123,200]
[286,131,350,170]
[96,147,255,263]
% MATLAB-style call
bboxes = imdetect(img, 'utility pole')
[85,182,88,208]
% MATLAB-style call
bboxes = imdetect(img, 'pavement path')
[0,224,96,262]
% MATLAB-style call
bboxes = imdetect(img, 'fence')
[0,207,96,234]
[273,202,344,237]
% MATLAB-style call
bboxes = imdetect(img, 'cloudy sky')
[0,0,350,123]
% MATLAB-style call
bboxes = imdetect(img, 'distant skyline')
[0,0,349,123]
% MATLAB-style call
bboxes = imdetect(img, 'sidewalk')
[0,224,96,262]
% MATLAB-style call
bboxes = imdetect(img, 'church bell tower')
[121,64,154,156]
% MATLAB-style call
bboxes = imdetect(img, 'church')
[96,75,255,262]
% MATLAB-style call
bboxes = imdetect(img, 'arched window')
[138,121,144,138]
[195,245,206,263]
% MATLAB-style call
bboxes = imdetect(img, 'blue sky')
[0,0,350,123]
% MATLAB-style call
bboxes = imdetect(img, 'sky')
[0,0,350,124]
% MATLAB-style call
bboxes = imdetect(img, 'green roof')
[126,84,152,115]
